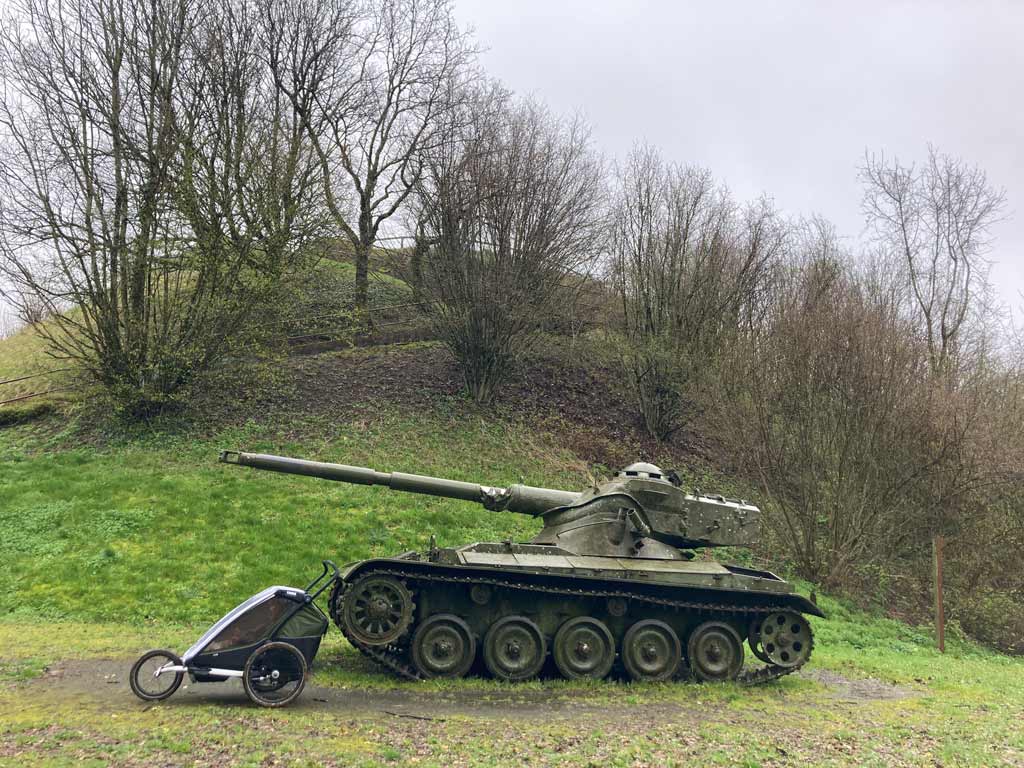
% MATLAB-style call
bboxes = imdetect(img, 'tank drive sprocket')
[758,611,813,668]
[338,573,415,647]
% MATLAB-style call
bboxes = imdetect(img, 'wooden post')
[933,534,945,653]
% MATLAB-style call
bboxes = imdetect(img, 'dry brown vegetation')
[411,93,605,403]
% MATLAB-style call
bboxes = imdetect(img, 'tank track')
[329,566,813,685]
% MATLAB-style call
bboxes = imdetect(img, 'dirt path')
[28,658,912,721]
[7,659,971,768]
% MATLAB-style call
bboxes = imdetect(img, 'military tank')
[220,451,822,684]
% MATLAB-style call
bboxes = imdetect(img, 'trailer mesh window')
[203,597,291,652]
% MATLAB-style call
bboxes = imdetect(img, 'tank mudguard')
[340,558,826,618]
[774,593,825,618]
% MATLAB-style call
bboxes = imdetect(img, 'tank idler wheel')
[622,620,681,682]
[759,612,812,668]
[688,621,744,682]
[483,616,546,681]
[746,618,772,664]
[342,574,415,647]
[411,614,476,678]
[553,616,616,680]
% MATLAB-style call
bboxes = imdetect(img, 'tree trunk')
[410,228,428,304]
[354,239,370,321]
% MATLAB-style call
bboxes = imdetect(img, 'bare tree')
[861,146,1006,376]
[267,0,475,318]
[0,301,19,339]
[861,146,1014,592]
[1,284,48,327]
[413,97,605,403]
[720,237,949,584]
[0,0,322,416]
[609,144,781,440]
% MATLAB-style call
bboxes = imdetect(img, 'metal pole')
[0,368,71,387]
[933,534,945,653]
[0,387,69,407]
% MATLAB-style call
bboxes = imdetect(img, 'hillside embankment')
[2,315,1023,766]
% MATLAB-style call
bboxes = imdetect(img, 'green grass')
[318,258,411,296]
[0,602,1021,766]
[0,324,55,392]
[2,331,1024,765]
[288,259,412,330]
[0,322,73,423]
[0,410,579,623]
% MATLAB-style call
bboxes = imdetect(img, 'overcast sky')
[2,1,1021,327]
[454,0,1024,318]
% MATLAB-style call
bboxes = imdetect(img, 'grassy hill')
[1,314,1023,766]
[0,320,74,425]
[0,409,571,623]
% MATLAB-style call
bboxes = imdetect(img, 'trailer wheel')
[243,642,307,708]
[129,649,184,702]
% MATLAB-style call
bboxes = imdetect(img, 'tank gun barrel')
[219,451,581,516]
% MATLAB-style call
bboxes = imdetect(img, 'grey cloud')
[456,0,1023,315]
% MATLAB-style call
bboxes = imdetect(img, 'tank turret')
[220,451,760,559]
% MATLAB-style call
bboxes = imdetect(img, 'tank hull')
[330,551,821,684]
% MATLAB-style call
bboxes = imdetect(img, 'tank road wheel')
[622,620,681,682]
[746,618,772,664]
[483,616,546,681]
[553,617,616,680]
[342,574,414,647]
[411,614,476,678]
[688,622,744,682]
[759,612,813,668]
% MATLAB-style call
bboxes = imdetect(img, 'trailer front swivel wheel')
[130,649,184,702]
[243,642,307,708]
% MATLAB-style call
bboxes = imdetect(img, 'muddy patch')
[22,658,915,722]
[27,658,686,721]
[803,668,913,702]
